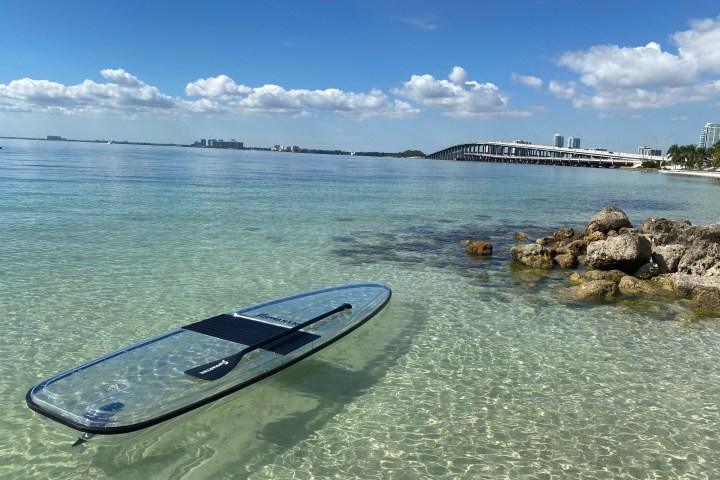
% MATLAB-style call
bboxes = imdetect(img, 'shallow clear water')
[2,139,720,479]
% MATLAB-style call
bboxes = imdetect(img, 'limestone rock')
[696,223,720,244]
[639,218,693,245]
[692,286,720,315]
[567,280,619,301]
[585,231,606,243]
[678,240,720,277]
[656,273,720,298]
[585,233,652,274]
[658,274,720,315]
[510,244,553,269]
[634,262,660,280]
[536,236,554,246]
[643,219,720,244]
[618,276,658,295]
[587,205,632,234]
[556,239,586,257]
[554,253,578,269]
[652,244,686,273]
[553,227,575,240]
[466,240,493,256]
[584,269,627,283]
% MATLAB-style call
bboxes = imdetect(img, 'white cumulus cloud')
[549,16,720,109]
[548,80,577,99]
[184,75,253,98]
[0,69,420,119]
[393,66,530,117]
[0,68,176,114]
[557,42,694,89]
[184,76,418,118]
[673,17,720,72]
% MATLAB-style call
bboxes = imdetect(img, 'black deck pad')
[182,314,320,355]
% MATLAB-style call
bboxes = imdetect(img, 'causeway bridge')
[425,141,665,168]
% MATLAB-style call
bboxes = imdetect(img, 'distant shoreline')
[0,136,424,158]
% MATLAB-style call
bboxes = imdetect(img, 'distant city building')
[638,146,662,156]
[567,136,581,149]
[208,139,243,149]
[46,135,64,141]
[699,123,720,148]
[553,134,564,148]
[515,139,532,144]
[192,138,243,149]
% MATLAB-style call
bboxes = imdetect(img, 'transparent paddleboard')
[26,283,391,436]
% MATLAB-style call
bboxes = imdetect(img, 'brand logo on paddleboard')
[256,313,299,326]
[199,359,229,375]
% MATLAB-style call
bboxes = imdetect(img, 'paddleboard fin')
[72,433,93,447]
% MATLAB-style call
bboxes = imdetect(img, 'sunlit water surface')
[2,139,720,479]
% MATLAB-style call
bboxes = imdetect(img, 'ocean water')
[2,139,720,479]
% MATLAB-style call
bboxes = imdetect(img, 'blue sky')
[0,0,718,153]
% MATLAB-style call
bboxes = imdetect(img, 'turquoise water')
[2,139,720,479]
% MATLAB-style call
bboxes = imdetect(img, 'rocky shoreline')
[494,205,719,317]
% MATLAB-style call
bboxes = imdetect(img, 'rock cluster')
[509,205,720,316]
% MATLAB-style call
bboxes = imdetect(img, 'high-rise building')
[553,134,564,148]
[638,147,662,156]
[699,123,720,148]
[568,136,581,149]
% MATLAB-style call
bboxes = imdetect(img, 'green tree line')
[664,141,720,170]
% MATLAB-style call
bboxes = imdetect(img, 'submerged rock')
[584,269,627,283]
[656,273,720,298]
[510,244,553,269]
[567,280,619,301]
[652,273,720,315]
[466,240,493,256]
[618,276,658,295]
[692,286,720,315]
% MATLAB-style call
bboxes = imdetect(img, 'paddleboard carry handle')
[185,303,352,381]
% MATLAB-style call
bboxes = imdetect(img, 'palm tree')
[667,144,682,168]
[694,147,707,169]
[679,144,696,169]
[712,141,720,168]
